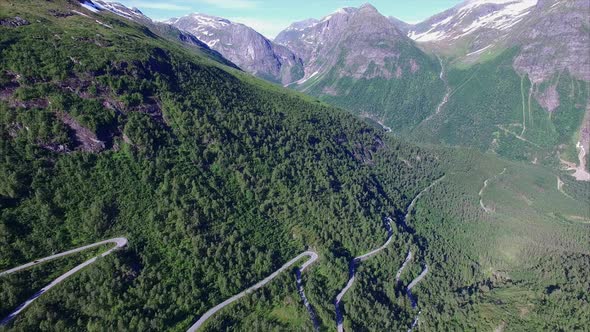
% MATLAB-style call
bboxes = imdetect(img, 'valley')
[0,0,588,331]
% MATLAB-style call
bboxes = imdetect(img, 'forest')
[1,1,589,331]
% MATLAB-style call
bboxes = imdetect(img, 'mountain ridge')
[1,1,589,331]
[90,0,589,174]
[166,13,304,85]
[273,4,445,134]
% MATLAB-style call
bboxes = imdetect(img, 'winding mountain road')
[407,265,429,309]
[2,178,448,330]
[407,176,446,216]
[0,237,128,326]
[187,251,318,332]
[335,176,445,332]
[479,168,507,213]
[335,218,393,332]
[395,250,413,282]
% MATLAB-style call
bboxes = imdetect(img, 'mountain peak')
[168,12,304,85]
[359,3,378,11]
[284,18,320,32]
[408,0,537,42]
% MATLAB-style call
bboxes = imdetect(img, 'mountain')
[80,0,236,67]
[1,1,589,331]
[405,0,589,84]
[405,0,590,177]
[275,4,446,134]
[408,0,538,45]
[407,0,589,81]
[166,13,304,85]
[0,0,441,330]
[388,16,411,32]
[92,0,148,22]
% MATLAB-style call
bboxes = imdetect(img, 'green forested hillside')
[0,1,441,330]
[299,40,445,136]
[340,148,590,331]
[412,49,589,169]
[0,1,588,332]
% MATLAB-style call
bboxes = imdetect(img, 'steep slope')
[2,1,589,331]
[407,0,589,79]
[0,0,443,330]
[388,16,411,33]
[78,0,236,67]
[92,0,147,22]
[407,0,590,176]
[408,0,538,47]
[166,13,304,85]
[275,4,445,135]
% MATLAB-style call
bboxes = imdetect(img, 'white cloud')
[228,17,290,38]
[199,0,258,9]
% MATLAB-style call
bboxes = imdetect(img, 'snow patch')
[296,70,319,85]
[95,20,112,28]
[207,39,220,48]
[80,1,101,12]
[95,0,145,20]
[189,14,230,28]
[466,44,493,56]
[408,29,446,42]
[408,0,537,42]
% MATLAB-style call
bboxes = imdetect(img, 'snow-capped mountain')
[80,0,150,22]
[75,1,236,68]
[166,14,304,85]
[399,0,589,168]
[274,4,445,134]
[275,4,411,84]
[407,0,537,43]
[93,0,147,21]
[404,0,589,83]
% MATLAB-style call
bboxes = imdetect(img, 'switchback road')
[0,237,128,325]
[187,251,319,332]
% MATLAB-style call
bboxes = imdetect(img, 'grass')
[297,39,446,136]
[411,47,590,171]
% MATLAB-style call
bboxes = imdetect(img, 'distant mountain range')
[165,13,304,85]
[274,4,445,134]
[2,0,590,331]
[97,0,589,178]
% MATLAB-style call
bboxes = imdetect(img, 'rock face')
[388,16,411,33]
[407,0,538,44]
[274,4,444,134]
[92,0,148,22]
[405,0,590,84]
[403,0,590,168]
[276,5,410,81]
[167,14,304,85]
[78,1,236,68]
[0,16,30,27]
[512,0,590,83]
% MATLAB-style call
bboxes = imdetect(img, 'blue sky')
[115,0,463,38]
